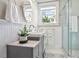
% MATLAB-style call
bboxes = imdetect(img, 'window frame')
[40,6,57,23]
[38,1,59,26]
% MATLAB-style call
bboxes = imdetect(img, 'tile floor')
[72,49,79,58]
[45,49,69,58]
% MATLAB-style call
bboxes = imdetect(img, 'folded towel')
[5,0,20,23]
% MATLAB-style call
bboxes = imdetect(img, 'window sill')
[38,23,60,27]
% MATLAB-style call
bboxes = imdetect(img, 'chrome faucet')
[29,25,35,32]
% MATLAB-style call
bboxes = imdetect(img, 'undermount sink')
[27,31,45,41]
[28,31,45,37]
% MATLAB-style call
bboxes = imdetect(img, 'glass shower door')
[68,0,72,56]
[61,0,79,57]
[62,0,69,55]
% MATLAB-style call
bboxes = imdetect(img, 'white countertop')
[7,40,40,48]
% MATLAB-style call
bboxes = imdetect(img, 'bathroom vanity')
[7,33,44,58]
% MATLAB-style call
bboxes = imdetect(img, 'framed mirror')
[23,0,32,23]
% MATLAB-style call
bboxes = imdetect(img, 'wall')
[29,0,38,28]
[0,22,22,58]
[71,0,79,49]
[0,0,7,19]
[72,0,79,16]
[0,0,23,58]
[25,1,62,48]
[38,1,62,49]
[38,26,62,49]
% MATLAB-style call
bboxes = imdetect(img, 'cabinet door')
[7,46,33,58]
[33,45,39,58]
[38,36,44,58]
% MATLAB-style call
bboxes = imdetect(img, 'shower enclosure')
[60,0,79,57]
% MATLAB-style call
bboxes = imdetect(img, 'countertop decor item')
[17,25,29,44]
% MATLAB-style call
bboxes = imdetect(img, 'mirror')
[23,0,32,23]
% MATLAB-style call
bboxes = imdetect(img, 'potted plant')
[17,25,29,44]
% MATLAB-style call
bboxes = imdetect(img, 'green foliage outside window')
[42,16,50,23]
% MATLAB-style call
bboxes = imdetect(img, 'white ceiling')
[24,0,59,5]
[25,0,59,2]
[0,0,59,6]
[37,0,59,3]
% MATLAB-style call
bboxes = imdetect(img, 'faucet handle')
[29,25,35,32]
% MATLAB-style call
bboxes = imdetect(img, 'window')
[40,6,56,24]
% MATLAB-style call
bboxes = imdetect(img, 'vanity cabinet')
[7,35,44,58]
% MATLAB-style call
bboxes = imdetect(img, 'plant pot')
[19,36,28,44]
